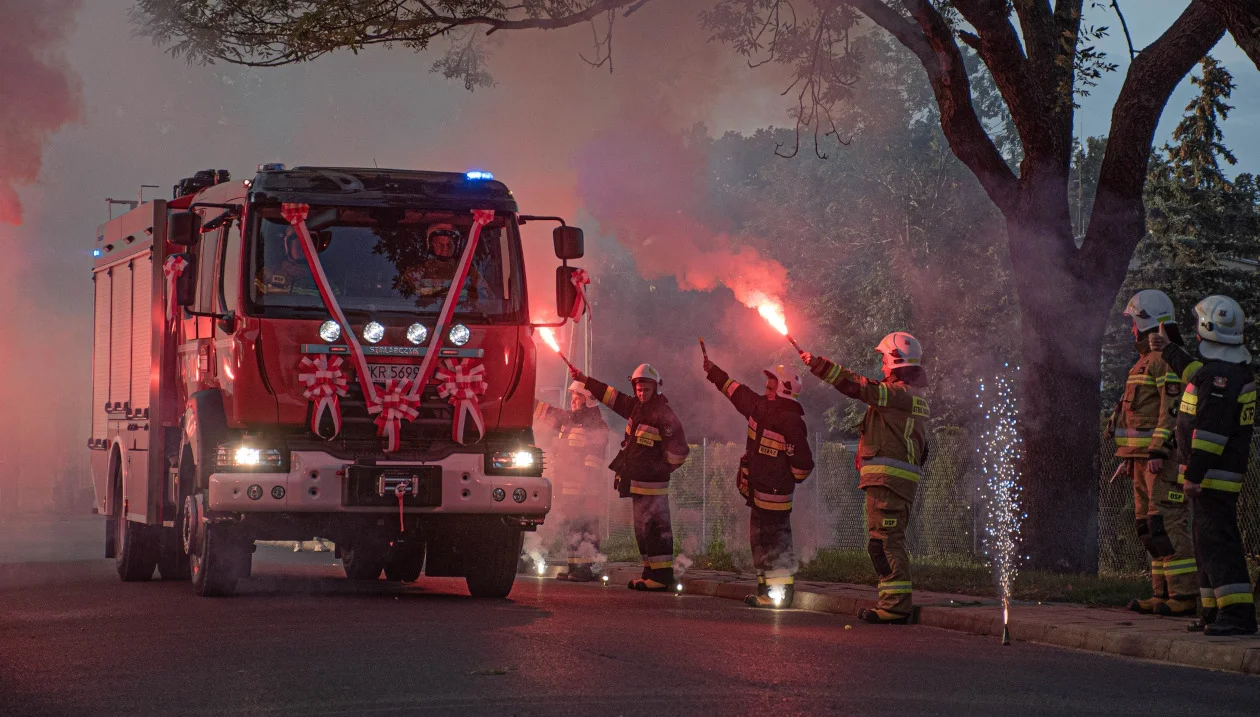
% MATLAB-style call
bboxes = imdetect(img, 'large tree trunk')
[1005,190,1111,573]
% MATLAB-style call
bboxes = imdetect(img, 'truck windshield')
[246,206,524,321]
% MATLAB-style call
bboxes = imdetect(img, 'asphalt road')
[2,519,1259,716]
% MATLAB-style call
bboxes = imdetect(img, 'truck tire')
[465,527,523,598]
[191,523,246,597]
[384,542,424,582]
[157,527,191,581]
[113,466,157,582]
[342,545,386,581]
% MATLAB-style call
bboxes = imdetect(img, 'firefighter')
[1151,295,1257,636]
[533,381,610,582]
[257,226,319,295]
[571,364,688,591]
[703,358,814,608]
[409,223,479,302]
[802,332,929,624]
[1106,290,1198,616]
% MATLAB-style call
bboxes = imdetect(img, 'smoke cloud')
[0,0,83,224]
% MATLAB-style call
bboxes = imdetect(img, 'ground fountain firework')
[976,368,1025,645]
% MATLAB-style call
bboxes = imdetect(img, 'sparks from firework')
[758,301,789,335]
[976,367,1024,645]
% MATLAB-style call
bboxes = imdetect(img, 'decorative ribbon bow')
[162,255,189,323]
[298,355,349,439]
[435,359,488,444]
[367,379,422,453]
[569,268,591,320]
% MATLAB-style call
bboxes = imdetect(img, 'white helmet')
[629,363,662,386]
[568,380,597,408]
[763,365,801,400]
[876,332,922,368]
[1195,295,1251,362]
[1123,289,1176,333]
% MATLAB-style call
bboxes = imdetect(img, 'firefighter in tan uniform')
[572,364,689,591]
[534,382,610,581]
[1106,290,1198,616]
[803,332,929,624]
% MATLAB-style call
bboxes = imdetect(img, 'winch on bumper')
[206,450,550,516]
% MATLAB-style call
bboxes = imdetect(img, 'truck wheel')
[384,542,424,582]
[157,527,191,581]
[342,542,387,581]
[465,527,523,599]
[191,523,246,597]
[113,469,157,582]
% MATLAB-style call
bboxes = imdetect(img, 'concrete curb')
[595,565,1260,676]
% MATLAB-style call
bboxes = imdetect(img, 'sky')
[0,0,1256,507]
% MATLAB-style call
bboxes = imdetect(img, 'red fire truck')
[88,164,584,597]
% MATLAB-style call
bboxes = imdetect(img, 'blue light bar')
[465,170,494,181]
[92,249,102,257]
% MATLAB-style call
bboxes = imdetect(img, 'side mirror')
[553,226,584,260]
[168,211,202,246]
[174,253,198,308]
[556,266,579,319]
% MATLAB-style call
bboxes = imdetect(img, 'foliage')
[1101,56,1260,409]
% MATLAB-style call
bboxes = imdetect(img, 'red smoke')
[576,125,789,310]
[0,0,83,224]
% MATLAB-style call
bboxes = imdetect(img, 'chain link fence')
[586,432,1260,575]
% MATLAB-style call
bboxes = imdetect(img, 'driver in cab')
[407,222,479,303]
[256,224,320,297]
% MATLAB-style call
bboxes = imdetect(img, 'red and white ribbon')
[368,379,422,453]
[435,359,488,444]
[405,209,497,402]
[569,268,591,320]
[298,355,349,439]
[162,254,189,323]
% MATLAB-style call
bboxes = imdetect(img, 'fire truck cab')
[88,164,584,597]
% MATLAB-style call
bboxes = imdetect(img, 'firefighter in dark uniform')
[1152,295,1257,636]
[1107,290,1198,616]
[572,363,688,591]
[803,332,929,624]
[704,359,814,608]
[534,381,610,582]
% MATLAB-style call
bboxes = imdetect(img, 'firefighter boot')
[1153,597,1197,617]
[1186,607,1217,632]
[1127,595,1166,614]
[744,584,793,609]
[567,564,596,582]
[859,608,910,625]
[1204,616,1258,637]
[628,578,671,592]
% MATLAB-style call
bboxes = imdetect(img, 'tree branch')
[1080,0,1226,278]
[1200,0,1260,70]
[850,0,1018,211]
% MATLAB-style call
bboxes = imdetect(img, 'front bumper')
[207,451,551,514]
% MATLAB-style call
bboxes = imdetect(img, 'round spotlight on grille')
[363,321,385,344]
[318,320,341,343]
[492,488,506,502]
[406,323,428,346]
[512,488,527,503]
[448,323,471,346]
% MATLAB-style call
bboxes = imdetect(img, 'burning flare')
[537,327,562,353]
[757,302,789,336]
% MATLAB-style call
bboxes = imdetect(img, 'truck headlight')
[363,321,386,344]
[485,447,543,476]
[448,323,471,346]
[216,443,285,472]
[406,323,428,345]
[319,320,341,343]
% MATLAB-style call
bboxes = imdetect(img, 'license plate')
[367,363,420,383]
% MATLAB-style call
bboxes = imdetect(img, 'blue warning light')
[465,170,494,181]
[92,249,102,257]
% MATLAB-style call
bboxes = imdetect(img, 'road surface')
[2,516,1258,716]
